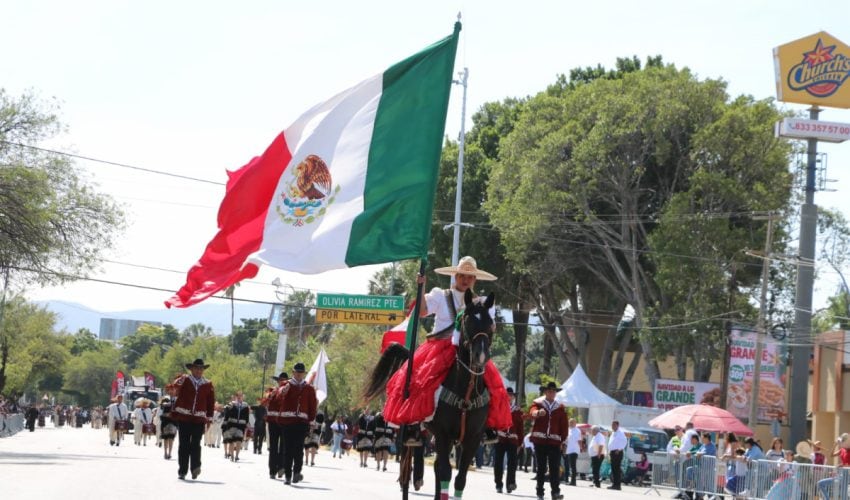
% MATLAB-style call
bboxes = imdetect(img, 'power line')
[1,140,226,186]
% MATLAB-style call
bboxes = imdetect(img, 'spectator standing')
[330,415,347,458]
[589,425,606,488]
[765,437,784,461]
[564,418,581,486]
[607,420,628,490]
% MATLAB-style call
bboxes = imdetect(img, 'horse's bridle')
[458,328,489,376]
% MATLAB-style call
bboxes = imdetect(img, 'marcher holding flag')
[381,257,512,442]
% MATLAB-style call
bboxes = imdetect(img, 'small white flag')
[306,348,330,405]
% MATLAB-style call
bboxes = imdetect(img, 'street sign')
[316,308,403,325]
[775,117,850,143]
[316,293,404,311]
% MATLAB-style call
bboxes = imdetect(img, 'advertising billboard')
[774,31,850,109]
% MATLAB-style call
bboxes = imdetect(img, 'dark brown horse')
[364,289,495,499]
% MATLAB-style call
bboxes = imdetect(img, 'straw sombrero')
[434,256,497,281]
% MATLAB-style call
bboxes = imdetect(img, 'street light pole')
[749,215,775,428]
[450,67,469,278]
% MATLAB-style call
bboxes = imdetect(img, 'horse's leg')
[433,433,453,500]
[452,435,479,499]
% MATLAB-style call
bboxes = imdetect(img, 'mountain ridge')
[38,300,273,336]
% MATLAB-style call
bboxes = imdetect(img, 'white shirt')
[566,426,582,454]
[608,428,628,452]
[589,433,606,457]
[133,407,152,424]
[683,428,699,447]
[424,287,465,344]
[332,422,347,433]
[424,287,495,345]
[107,402,128,428]
[523,433,534,450]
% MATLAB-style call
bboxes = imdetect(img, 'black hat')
[271,372,289,382]
[293,362,307,373]
[506,387,515,395]
[185,358,210,369]
[543,381,558,391]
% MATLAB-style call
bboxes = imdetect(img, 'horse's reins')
[456,329,489,444]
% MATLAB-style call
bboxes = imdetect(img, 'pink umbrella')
[648,404,753,436]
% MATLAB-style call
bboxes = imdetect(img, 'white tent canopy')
[555,364,621,408]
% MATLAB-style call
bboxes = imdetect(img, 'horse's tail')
[362,343,409,403]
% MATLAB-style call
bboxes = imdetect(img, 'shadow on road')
[289,484,332,491]
[0,452,143,461]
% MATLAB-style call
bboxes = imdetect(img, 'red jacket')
[529,397,568,447]
[265,383,288,425]
[497,405,525,446]
[279,380,317,425]
[171,375,215,424]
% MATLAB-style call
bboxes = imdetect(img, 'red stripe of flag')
[166,133,292,308]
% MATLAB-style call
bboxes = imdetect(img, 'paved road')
[0,426,654,499]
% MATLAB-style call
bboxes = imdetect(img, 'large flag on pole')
[306,348,330,405]
[166,23,461,308]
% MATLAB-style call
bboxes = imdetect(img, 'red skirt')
[383,337,511,429]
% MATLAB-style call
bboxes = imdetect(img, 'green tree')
[181,322,213,345]
[487,62,793,388]
[69,328,101,356]
[230,318,268,355]
[0,296,68,395]
[368,260,419,300]
[63,343,123,406]
[120,323,173,368]
[0,89,124,287]
[252,328,278,393]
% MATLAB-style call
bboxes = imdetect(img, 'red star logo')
[803,39,836,67]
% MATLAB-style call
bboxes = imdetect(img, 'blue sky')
[4,0,850,314]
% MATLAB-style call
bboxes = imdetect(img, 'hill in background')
[38,300,273,337]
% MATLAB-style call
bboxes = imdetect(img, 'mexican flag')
[167,24,460,308]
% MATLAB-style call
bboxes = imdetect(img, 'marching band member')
[171,358,216,481]
[371,412,394,472]
[265,372,289,479]
[494,387,524,494]
[135,399,155,446]
[252,392,271,455]
[356,411,373,468]
[205,403,224,449]
[530,382,568,500]
[221,391,250,462]
[304,412,324,467]
[279,362,318,485]
[159,395,178,460]
[107,395,129,447]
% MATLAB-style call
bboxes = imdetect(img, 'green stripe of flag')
[345,23,461,267]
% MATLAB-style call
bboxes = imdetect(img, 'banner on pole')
[726,328,787,422]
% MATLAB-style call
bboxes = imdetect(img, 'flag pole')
[403,259,427,400]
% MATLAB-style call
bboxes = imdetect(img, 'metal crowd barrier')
[0,413,24,437]
[649,452,850,500]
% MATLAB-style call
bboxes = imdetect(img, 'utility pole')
[749,215,775,428]
[789,106,820,445]
[450,66,469,279]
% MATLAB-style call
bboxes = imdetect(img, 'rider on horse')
[382,256,512,444]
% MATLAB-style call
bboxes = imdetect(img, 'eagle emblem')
[276,154,340,227]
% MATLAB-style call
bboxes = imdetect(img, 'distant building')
[99,318,161,341]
